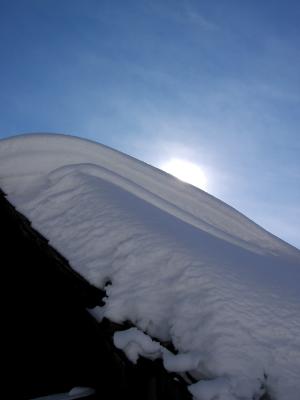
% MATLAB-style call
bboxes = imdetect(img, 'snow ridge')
[1,133,300,400]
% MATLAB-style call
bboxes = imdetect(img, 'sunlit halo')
[161,158,208,190]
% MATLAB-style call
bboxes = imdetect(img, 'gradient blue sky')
[0,0,299,248]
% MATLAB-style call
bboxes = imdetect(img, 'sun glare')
[161,158,208,190]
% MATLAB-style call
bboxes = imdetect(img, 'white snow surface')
[1,133,300,400]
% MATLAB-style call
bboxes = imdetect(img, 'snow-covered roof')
[1,133,300,400]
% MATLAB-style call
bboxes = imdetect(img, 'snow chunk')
[31,386,95,399]
[113,328,162,363]
[188,378,235,400]
[86,305,105,323]
[114,328,205,375]
[163,351,204,373]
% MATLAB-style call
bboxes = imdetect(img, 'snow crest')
[1,133,300,400]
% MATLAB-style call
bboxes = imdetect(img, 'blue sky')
[0,0,299,248]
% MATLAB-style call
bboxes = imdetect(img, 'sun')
[161,158,208,190]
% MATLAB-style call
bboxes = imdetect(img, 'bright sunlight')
[161,158,208,190]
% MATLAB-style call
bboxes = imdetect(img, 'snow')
[114,327,206,374]
[113,327,162,363]
[1,133,300,400]
[87,306,105,323]
[188,378,242,400]
[31,386,95,399]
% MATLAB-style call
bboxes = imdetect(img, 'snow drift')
[1,133,300,400]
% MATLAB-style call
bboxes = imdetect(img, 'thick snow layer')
[1,133,300,400]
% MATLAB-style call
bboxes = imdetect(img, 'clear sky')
[0,0,299,248]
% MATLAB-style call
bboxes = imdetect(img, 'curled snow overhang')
[0,133,298,258]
